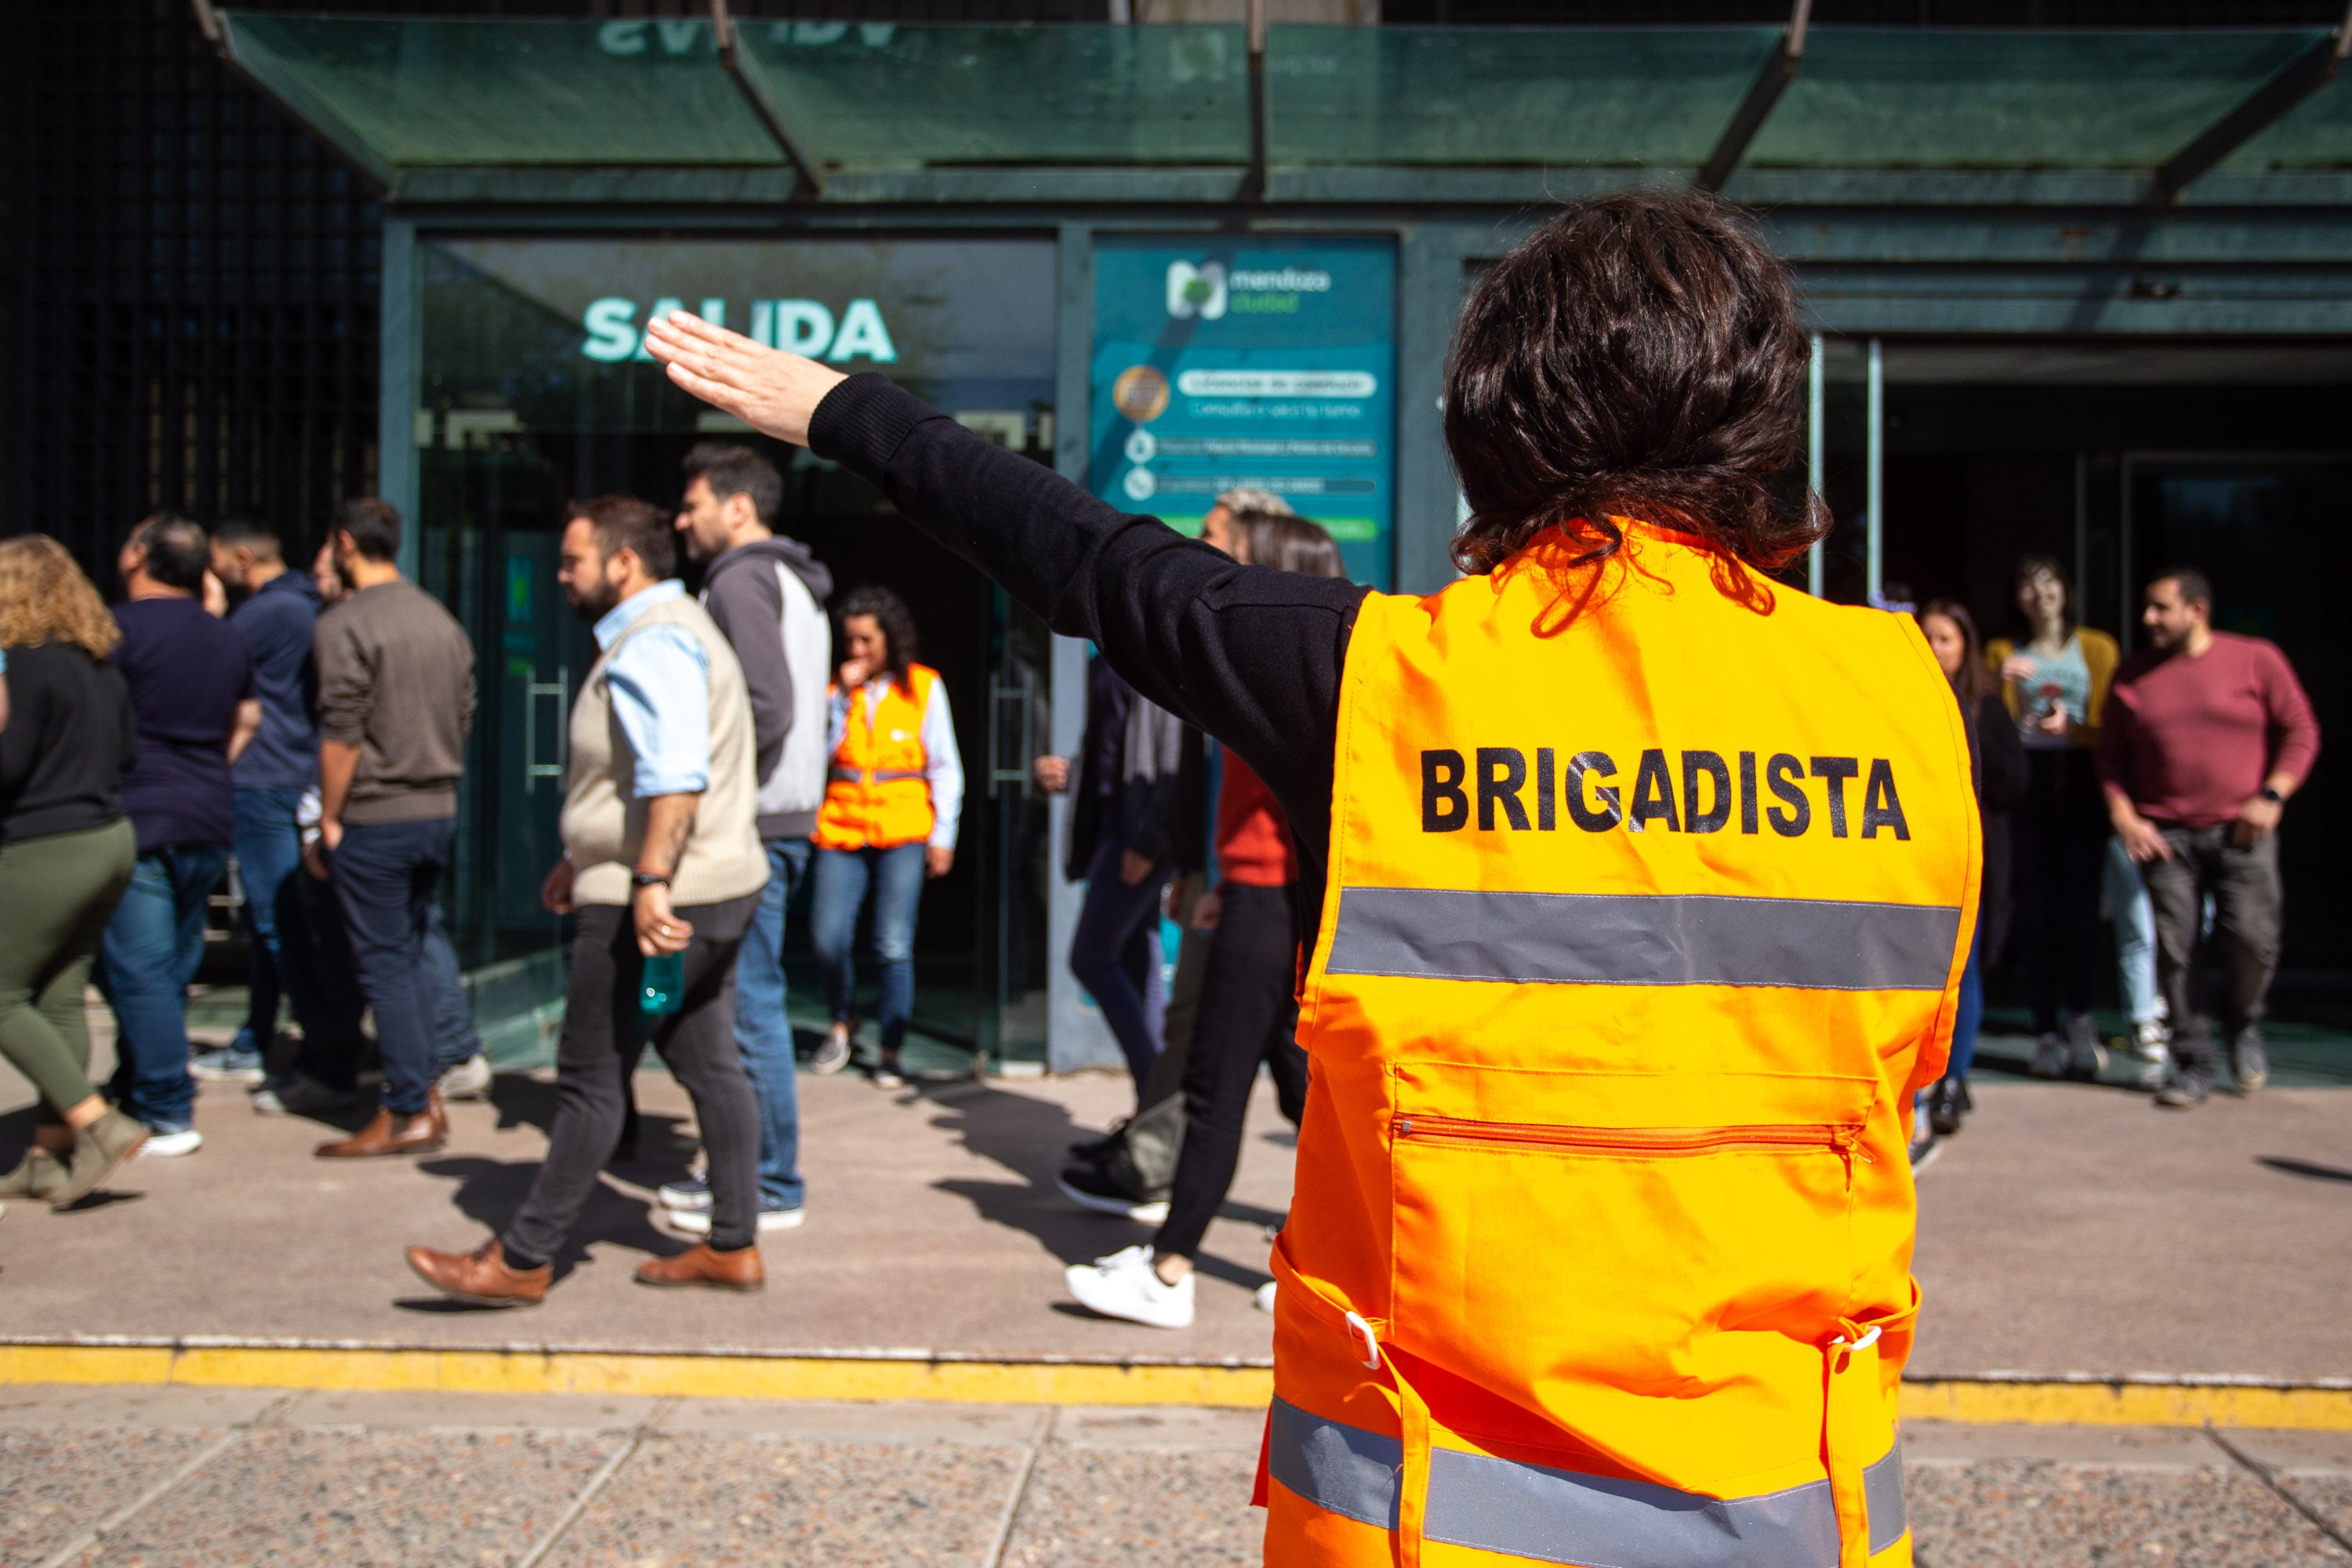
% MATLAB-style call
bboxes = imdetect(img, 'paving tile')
[0,1427,221,1566]
[1901,1421,2227,1470]
[659,1398,1045,1446]
[2230,1429,2352,1478]
[1050,1405,1264,1451]
[1000,1446,1262,1568]
[1908,1459,2352,1567]
[544,1434,1025,1567]
[70,1428,618,1567]
[0,1385,281,1430]
[287,1389,660,1432]
[2274,1475,2352,1544]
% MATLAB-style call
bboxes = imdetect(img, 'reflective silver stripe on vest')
[1863,1444,1906,1555]
[871,768,927,782]
[828,766,861,783]
[1325,888,1962,992]
[1269,1398,1904,1567]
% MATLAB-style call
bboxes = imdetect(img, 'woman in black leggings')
[1064,516,1346,1330]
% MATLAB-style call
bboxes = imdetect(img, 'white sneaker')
[809,1031,852,1075]
[1255,1281,1277,1314]
[668,1203,805,1234]
[140,1126,204,1158]
[438,1054,492,1101]
[2130,1019,2172,1064]
[1066,1244,1195,1329]
[657,1175,713,1212]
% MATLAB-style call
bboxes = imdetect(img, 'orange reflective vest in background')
[814,664,940,851]
[1261,524,1977,1568]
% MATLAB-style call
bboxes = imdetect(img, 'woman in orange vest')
[807,586,963,1091]
[651,188,1975,1568]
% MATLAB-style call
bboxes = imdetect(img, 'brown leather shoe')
[635,1243,764,1292]
[406,1240,550,1308]
[316,1105,444,1159]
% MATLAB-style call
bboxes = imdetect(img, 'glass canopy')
[216,14,2352,188]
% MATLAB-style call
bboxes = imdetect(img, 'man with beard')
[310,499,477,1160]
[406,496,770,1305]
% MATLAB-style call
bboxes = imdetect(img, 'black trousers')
[502,893,760,1265]
[2011,748,2107,1033]
[2143,826,2284,1065]
[1154,883,1308,1261]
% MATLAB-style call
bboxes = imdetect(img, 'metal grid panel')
[5,0,379,576]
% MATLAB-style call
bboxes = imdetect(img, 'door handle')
[521,665,568,795]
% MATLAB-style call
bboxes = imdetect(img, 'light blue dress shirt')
[594,580,711,798]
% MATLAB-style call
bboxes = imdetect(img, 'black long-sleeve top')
[810,374,1374,936]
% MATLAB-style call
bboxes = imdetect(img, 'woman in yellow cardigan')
[1984,554,2118,1081]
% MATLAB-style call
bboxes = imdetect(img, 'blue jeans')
[1069,837,1172,1092]
[98,844,228,1127]
[2103,834,2161,1028]
[1950,923,1984,1083]
[735,838,811,1210]
[811,842,927,1056]
[328,818,474,1116]
[230,787,306,1061]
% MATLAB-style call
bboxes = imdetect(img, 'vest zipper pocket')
[1396,1116,1866,1168]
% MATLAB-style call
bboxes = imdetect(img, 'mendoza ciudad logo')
[1166,260,1333,320]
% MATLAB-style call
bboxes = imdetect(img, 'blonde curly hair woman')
[0,535,151,1209]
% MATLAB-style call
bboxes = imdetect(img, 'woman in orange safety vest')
[651,187,1976,1568]
[807,585,963,1091]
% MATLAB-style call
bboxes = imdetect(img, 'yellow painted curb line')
[0,1345,1276,1408]
[5,1345,2350,1427]
[1900,1378,2352,1432]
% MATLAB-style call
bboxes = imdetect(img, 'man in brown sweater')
[309,499,480,1158]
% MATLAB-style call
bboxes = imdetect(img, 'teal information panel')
[1089,236,1396,588]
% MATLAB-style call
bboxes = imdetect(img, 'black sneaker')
[1054,1160,1170,1224]
[1908,1132,1941,1174]
[2228,1028,2268,1094]
[2155,1071,2212,1109]
[2063,1014,2107,1083]
[1067,1120,1127,1163]
[1927,1076,1965,1137]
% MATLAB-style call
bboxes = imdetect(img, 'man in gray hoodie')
[665,442,833,1233]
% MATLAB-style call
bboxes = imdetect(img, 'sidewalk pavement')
[5,1385,2350,1567]
[3,1052,2349,1381]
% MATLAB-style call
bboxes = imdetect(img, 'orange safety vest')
[1259,524,1977,1568]
[814,664,940,851]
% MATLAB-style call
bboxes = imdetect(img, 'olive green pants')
[0,818,136,1117]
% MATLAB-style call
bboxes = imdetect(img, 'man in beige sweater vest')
[408,497,770,1306]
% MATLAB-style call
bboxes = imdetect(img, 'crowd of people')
[0,314,2320,1329]
[1905,553,2319,1170]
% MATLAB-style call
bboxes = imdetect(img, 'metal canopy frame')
[198,5,2352,211]
[1698,0,1811,194]
[2153,1,2352,203]
[709,0,826,199]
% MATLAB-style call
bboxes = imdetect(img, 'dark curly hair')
[837,584,919,694]
[1444,188,1824,577]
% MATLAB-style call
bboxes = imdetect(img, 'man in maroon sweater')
[2100,568,2321,1108]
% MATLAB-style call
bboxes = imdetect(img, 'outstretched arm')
[644,309,1367,862]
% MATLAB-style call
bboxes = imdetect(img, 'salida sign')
[579,296,898,364]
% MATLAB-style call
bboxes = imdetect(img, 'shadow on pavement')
[2258,1155,2352,1183]
[408,1151,688,1290]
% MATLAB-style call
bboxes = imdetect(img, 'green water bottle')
[641,952,684,1016]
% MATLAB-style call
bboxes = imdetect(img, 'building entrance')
[414,234,1058,1066]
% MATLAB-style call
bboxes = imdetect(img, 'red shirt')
[1215,751,1295,887]
[2098,631,2321,829]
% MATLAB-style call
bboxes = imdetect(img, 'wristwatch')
[630,869,673,891]
[2257,786,2285,805]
